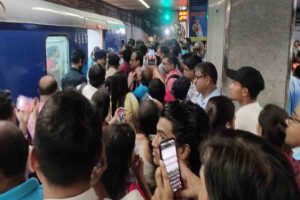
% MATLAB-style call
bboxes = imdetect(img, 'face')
[183,63,194,81]
[193,69,208,94]
[229,81,243,101]
[97,58,106,66]
[285,105,300,147]
[130,52,139,70]
[157,48,163,59]
[198,166,209,200]
[162,58,174,74]
[152,117,175,165]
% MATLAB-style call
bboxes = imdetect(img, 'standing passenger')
[61,49,86,90]
[227,66,265,135]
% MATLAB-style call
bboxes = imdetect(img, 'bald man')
[0,121,42,199]
[27,75,58,139]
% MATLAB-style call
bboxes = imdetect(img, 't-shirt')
[76,83,97,101]
[0,178,43,200]
[235,101,262,135]
[186,83,199,103]
[288,76,300,115]
[119,62,131,77]
[45,188,98,200]
[164,69,182,103]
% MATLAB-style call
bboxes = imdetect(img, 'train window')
[46,36,70,88]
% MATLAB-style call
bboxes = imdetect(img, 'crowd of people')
[1,37,300,200]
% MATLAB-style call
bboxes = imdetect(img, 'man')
[193,41,206,61]
[156,45,170,75]
[30,91,104,199]
[27,75,58,139]
[61,49,86,90]
[119,47,132,77]
[77,65,106,100]
[128,51,143,91]
[94,49,107,68]
[227,66,265,135]
[162,55,182,103]
[106,53,120,78]
[193,62,220,109]
[0,121,42,200]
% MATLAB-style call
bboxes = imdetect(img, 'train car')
[0,0,126,100]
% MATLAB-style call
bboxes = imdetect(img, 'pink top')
[164,69,182,103]
[119,62,131,77]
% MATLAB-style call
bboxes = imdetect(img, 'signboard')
[178,10,188,22]
[189,0,208,40]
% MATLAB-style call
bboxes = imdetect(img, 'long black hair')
[101,123,136,199]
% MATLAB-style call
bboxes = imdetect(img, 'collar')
[45,187,98,200]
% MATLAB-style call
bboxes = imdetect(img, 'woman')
[153,129,300,200]
[101,123,150,200]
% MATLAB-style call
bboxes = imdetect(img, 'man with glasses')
[193,62,220,109]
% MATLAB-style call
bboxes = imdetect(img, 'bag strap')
[166,74,180,86]
[78,82,87,93]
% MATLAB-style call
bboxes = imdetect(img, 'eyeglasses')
[286,116,300,124]
[194,75,205,80]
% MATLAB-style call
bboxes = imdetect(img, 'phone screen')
[160,138,182,192]
[147,49,156,66]
[117,107,126,123]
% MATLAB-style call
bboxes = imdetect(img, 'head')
[108,53,120,69]
[138,100,160,136]
[71,49,85,69]
[157,45,170,60]
[94,49,107,66]
[130,51,143,70]
[88,65,106,88]
[192,20,201,32]
[0,121,28,190]
[0,91,16,122]
[148,78,166,104]
[285,103,300,147]
[162,56,178,74]
[31,91,102,187]
[198,129,300,200]
[295,40,299,48]
[91,88,110,123]
[194,62,218,94]
[257,104,287,148]
[91,46,100,58]
[101,123,136,199]
[123,46,132,63]
[109,72,129,114]
[227,66,265,102]
[172,76,191,100]
[139,44,148,57]
[182,53,202,81]
[205,96,235,130]
[140,68,152,86]
[38,75,58,96]
[193,41,206,59]
[152,101,209,174]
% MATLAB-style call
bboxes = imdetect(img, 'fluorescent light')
[32,7,84,18]
[138,0,150,9]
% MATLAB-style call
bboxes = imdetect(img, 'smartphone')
[16,95,34,112]
[147,49,156,66]
[141,92,153,101]
[116,107,126,123]
[159,138,182,192]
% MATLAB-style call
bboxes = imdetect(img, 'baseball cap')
[227,66,265,98]
[94,49,107,61]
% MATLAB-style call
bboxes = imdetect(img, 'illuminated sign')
[178,10,188,22]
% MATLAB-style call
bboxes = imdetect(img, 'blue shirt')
[0,178,43,200]
[61,67,87,90]
[133,85,149,102]
[288,76,300,115]
[196,88,220,109]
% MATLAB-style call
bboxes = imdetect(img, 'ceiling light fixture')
[138,0,150,9]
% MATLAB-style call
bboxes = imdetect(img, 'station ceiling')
[102,0,187,10]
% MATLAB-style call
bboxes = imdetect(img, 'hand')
[152,161,174,200]
[132,154,144,177]
[108,107,126,124]
[178,160,200,199]
[16,109,30,125]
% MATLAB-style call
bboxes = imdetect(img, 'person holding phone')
[152,101,209,176]
[153,129,300,200]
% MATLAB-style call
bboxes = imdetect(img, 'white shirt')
[196,88,220,109]
[235,101,262,135]
[45,188,98,200]
[186,83,199,103]
[76,83,97,101]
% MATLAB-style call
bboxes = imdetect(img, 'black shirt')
[61,67,87,90]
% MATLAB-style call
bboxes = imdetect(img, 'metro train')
[0,0,126,100]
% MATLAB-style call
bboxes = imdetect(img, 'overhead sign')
[178,10,188,22]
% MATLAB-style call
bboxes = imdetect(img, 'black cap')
[94,49,107,61]
[227,66,265,98]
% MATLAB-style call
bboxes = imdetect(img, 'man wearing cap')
[227,66,265,135]
[94,49,107,68]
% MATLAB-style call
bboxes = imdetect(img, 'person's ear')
[29,148,39,173]
[177,144,191,162]
[241,87,249,97]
